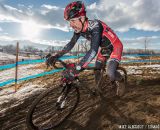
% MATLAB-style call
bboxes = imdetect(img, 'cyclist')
[46,1,124,95]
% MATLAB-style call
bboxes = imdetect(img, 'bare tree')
[45,46,55,53]
[80,40,89,53]
[3,44,16,54]
[144,37,150,54]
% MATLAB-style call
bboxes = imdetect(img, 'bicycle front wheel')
[26,84,79,130]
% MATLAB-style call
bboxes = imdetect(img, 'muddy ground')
[0,70,160,130]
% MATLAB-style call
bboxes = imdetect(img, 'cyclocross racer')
[46,1,124,92]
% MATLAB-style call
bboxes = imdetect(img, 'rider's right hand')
[46,55,58,67]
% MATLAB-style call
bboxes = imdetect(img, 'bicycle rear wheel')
[26,84,79,130]
[97,67,127,98]
[115,67,127,97]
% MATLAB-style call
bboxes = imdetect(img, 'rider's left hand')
[46,55,58,67]
[61,64,83,81]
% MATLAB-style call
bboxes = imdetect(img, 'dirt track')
[0,72,160,130]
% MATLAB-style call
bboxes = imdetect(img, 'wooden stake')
[15,42,19,92]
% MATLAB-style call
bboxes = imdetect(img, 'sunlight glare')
[21,20,41,39]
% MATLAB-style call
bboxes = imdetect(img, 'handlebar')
[53,59,102,71]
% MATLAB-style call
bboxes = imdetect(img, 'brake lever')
[58,59,67,69]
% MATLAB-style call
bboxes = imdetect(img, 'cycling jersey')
[57,19,123,68]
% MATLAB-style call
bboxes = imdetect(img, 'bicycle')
[26,59,127,130]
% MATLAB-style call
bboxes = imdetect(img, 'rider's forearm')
[79,48,98,68]
[55,43,74,58]
[56,32,80,58]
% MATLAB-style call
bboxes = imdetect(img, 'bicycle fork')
[56,85,71,110]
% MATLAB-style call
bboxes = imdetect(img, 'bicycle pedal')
[91,89,98,96]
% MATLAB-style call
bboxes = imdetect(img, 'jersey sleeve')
[79,21,103,68]
[57,32,80,57]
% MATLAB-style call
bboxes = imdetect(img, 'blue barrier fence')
[0,54,160,87]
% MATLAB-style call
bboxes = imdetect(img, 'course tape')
[121,59,160,63]
[0,55,79,70]
[123,54,160,57]
[0,68,64,87]
[0,55,79,87]
[0,55,160,87]
[1,54,160,70]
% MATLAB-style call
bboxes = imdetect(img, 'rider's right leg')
[106,59,123,82]
[107,59,125,96]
